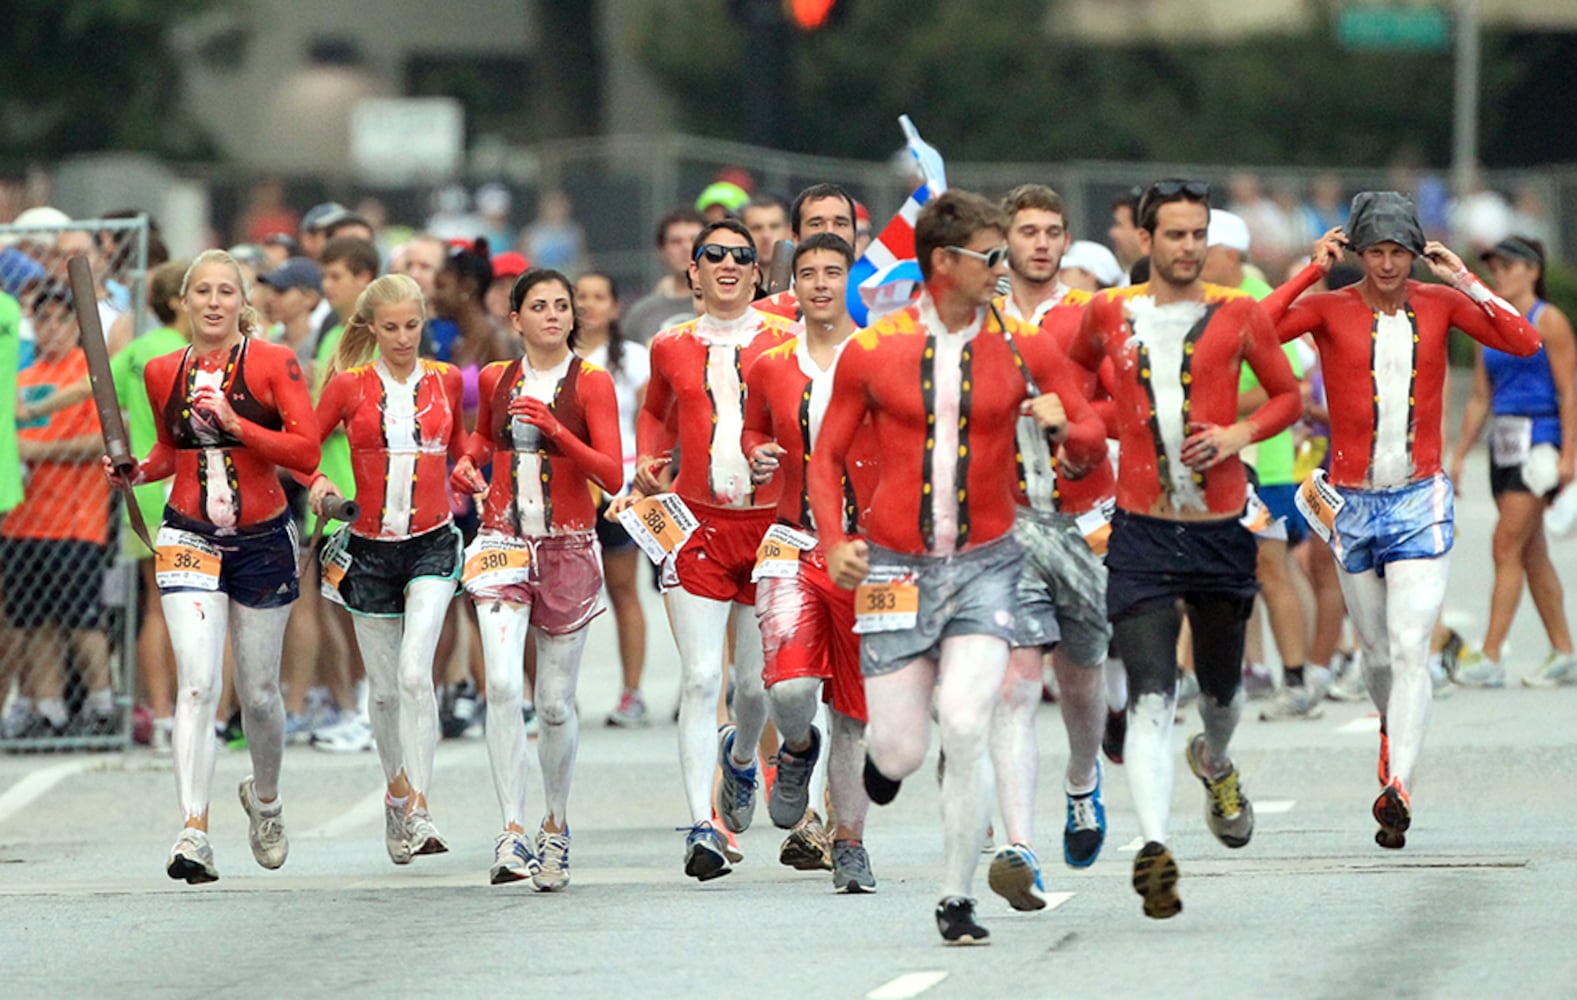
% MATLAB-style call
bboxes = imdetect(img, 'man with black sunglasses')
[1066,178,1302,920]
[809,189,1107,944]
[623,217,800,882]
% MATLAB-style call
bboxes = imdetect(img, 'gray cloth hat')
[1346,191,1426,256]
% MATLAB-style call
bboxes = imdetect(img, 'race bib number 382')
[154,526,222,591]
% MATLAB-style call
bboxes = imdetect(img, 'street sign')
[350,98,465,184]
[1337,6,1452,52]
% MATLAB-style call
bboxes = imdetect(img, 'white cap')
[1206,209,1250,254]
[0,205,73,247]
[1059,240,1124,288]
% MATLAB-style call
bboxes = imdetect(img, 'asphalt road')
[2,441,1575,1000]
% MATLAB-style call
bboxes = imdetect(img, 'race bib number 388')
[618,494,699,565]
[154,526,222,591]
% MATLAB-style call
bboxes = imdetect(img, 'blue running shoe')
[987,843,1047,911]
[714,724,759,833]
[682,823,732,881]
[1063,764,1107,868]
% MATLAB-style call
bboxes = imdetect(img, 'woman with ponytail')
[105,249,320,884]
[305,274,470,864]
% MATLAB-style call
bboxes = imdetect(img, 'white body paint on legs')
[727,603,768,765]
[163,592,227,822]
[396,578,451,798]
[1125,691,1177,844]
[1105,656,1128,711]
[991,647,1043,848]
[1381,558,1449,788]
[1053,649,1105,790]
[478,599,532,829]
[768,676,821,747]
[533,627,588,826]
[664,586,732,824]
[353,615,406,784]
[231,603,290,802]
[1335,569,1394,716]
[827,709,868,836]
[936,634,1009,898]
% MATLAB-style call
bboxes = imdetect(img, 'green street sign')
[1338,6,1452,52]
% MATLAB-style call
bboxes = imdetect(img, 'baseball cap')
[490,251,530,282]
[0,246,47,295]
[1206,210,1251,255]
[301,202,350,233]
[1060,240,1124,288]
[258,256,323,293]
[0,205,73,248]
[1479,236,1542,267]
[695,182,750,215]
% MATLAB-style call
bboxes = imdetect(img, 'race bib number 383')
[618,494,699,565]
[154,526,222,591]
[853,568,920,635]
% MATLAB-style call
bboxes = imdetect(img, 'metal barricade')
[0,216,149,752]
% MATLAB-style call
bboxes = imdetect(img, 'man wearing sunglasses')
[755,182,861,322]
[986,183,1121,912]
[1066,178,1302,920]
[1261,192,1541,853]
[809,189,1107,944]
[625,217,800,882]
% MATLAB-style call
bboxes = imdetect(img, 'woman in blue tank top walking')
[1450,237,1577,687]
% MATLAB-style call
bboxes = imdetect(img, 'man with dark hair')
[624,208,707,345]
[742,194,791,272]
[1066,179,1301,920]
[809,189,1107,944]
[324,213,376,245]
[620,216,800,882]
[1108,186,1145,278]
[1263,192,1541,851]
[756,183,859,321]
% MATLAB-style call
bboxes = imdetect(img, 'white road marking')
[1043,891,1075,910]
[867,971,949,999]
[1118,836,1144,853]
[302,786,388,839]
[1336,716,1380,734]
[0,759,95,828]
[1257,800,1296,814]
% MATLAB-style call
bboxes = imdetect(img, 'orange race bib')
[751,523,817,582]
[1294,469,1344,543]
[1075,497,1117,557]
[853,568,920,635]
[1240,486,1274,535]
[462,533,533,592]
[319,528,353,605]
[618,493,699,565]
[154,526,221,591]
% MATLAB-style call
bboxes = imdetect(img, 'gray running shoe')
[166,828,219,884]
[1259,684,1325,721]
[1184,733,1254,848]
[385,799,413,865]
[1455,650,1507,688]
[238,777,288,870]
[831,839,876,893]
[768,726,822,829]
[407,807,449,856]
[714,724,759,833]
[533,825,571,891]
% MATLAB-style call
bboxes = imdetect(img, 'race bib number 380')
[618,494,699,565]
[154,526,222,591]
[463,534,533,591]
[853,567,920,635]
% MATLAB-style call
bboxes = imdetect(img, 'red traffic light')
[785,0,840,30]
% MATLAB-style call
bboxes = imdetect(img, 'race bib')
[463,533,533,591]
[1240,487,1274,535]
[1489,415,1532,468]
[154,526,222,591]
[1294,469,1345,543]
[1075,497,1116,556]
[853,567,920,635]
[751,523,817,582]
[320,528,352,606]
[618,493,699,565]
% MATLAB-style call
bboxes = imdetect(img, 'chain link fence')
[0,216,149,752]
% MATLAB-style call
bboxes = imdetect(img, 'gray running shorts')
[1010,506,1111,665]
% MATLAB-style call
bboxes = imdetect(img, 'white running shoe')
[166,828,219,884]
[1455,650,1507,688]
[407,808,450,856]
[385,799,413,865]
[533,825,571,891]
[238,777,288,870]
[1523,650,1577,687]
[311,714,375,753]
[490,830,537,885]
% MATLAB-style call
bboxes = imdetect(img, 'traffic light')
[785,0,844,31]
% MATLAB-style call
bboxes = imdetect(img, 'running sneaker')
[935,896,990,945]
[778,809,833,871]
[605,689,649,727]
[533,825,571,891]
[1439,628,1465,680]
[490,830,537,884]
[987,843,1047,912]
[768,727,822,829]
[1523,650,1577,687]
[1428,657,1455,699]
[1131,841,1181,919]
[1326,654,1369,702]
[311,714,375,753]
[218,710,246,750]
[831,839,876,894]
[714,724,759,833]
[1063,770,1107,868]
[238,777,288,870]
[1,700,33,740]
[1454,650,1507,688]
[1373,778,1411,850]
[1185,733,1254,848]
[385,798,413,865]
[439,680,481,740]
[283,711,321,747]
[407,807,449,856]
[166,828,219,884]
[1241,661,1275,701]
[863,753,902,805]
[1101,707,1126,765]
[1259,683,1325,721]
[682,823,732,881]
[722,826,744,863]
[1175,670,1200,709]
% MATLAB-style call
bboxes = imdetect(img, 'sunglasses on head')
[694,244,758,266]
[947,244,1009,269]
[1137,179,1211,227]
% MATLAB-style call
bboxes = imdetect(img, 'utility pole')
[1452,0,1481,196]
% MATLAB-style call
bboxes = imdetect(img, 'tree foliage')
[0,0,225,161]
[635,0,1575,168]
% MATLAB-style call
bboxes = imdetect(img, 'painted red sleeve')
[234,348,320,474]
[636,336,676,460]
[1239,301,1302,443]
[464,363,506,468]
[1446,279,1542,356]
[1261,262,1325,327]
[139,354,178,483]
[442,364,470,463]
[557,367,623,492]
[741,353,775,457]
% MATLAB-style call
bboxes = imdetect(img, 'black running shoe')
[1132,841,1182,919]
[863,754,901,805]
[1102,707,1126,765]
[1373,780,1410,850]
[935,895,990,945]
